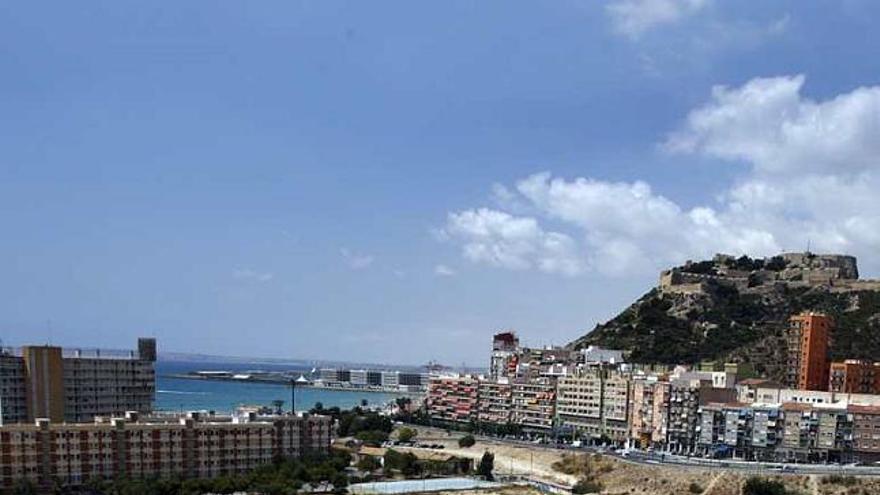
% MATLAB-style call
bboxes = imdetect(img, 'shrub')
[742,477,787,495]
[384,449,421,476]
[355,430,389,446]
[821,475,858,486]
[357,456,381,471]
[689,481,704,493]
[458,434,476,448]
[397,427,417,443]
[552,454,592,476]
[572,478,603,494]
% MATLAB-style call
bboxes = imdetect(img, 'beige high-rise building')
[0,338,156,424]
[556,367,630,443]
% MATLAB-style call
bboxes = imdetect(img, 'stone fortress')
[659,252,880,295]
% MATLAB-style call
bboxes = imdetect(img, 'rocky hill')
[569,253,880,382]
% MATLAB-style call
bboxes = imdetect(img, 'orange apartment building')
[787,312,831,391]
[829,360,880,394]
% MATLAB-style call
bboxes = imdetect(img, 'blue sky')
[2,1,880,366]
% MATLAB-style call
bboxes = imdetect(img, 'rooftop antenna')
[46,319,53,346]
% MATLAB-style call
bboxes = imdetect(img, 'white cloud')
[440,75,880,277]
[232,268,274,282]
[606,0,709,38]
[340,248,374,270]
[442,208,586,276]
[666,75,880,175]
[434,264,456,277]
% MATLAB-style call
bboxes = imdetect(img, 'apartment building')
[778,403,821,461]
[736,379,784,404]
[477,380,512,425]
[698,402,786,460]
[667,378,736,454]
[557,371,602,439]
[580,346,624,366]
[815,408,853,462]
[0,354,27,426]
[425,376,478,423]
[511,379,556,431]
[515,347,576,382]
[722,404,754,457]
[787,312,831,391]
[489,332,520,381]
[697,402,726,453]
[628,377,655,448]
[830,360,880,394]
[556,367,630,443]
[0,339,156,424]
[850,405,880,462]
[650,381,671,446]
[750,405,783,459]
[0,411,331,491]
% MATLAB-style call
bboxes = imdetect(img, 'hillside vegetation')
[570,254,880,381]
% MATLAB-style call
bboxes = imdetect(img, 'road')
[403,424,880,478]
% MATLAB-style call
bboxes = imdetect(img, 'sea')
[156,360,407,414]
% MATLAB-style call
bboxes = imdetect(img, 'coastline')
[161,373,424,396]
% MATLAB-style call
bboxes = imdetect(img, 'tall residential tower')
[0,338,156,424]
[786,312,831,391]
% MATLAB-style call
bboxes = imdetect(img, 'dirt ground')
[397,426,876,495]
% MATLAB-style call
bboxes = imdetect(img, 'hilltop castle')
[659,252,880,295]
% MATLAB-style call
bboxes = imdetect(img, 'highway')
[490,436,880,477]
[407,425,880,478]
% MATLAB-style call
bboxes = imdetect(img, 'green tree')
[397,427,417,443]
[355,429,389,446]
[357,456,382,472]
[384,449,421,477]
[458,434,476,448]
[477,451,494,481]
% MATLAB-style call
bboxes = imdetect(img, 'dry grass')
[401,426,880,495]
